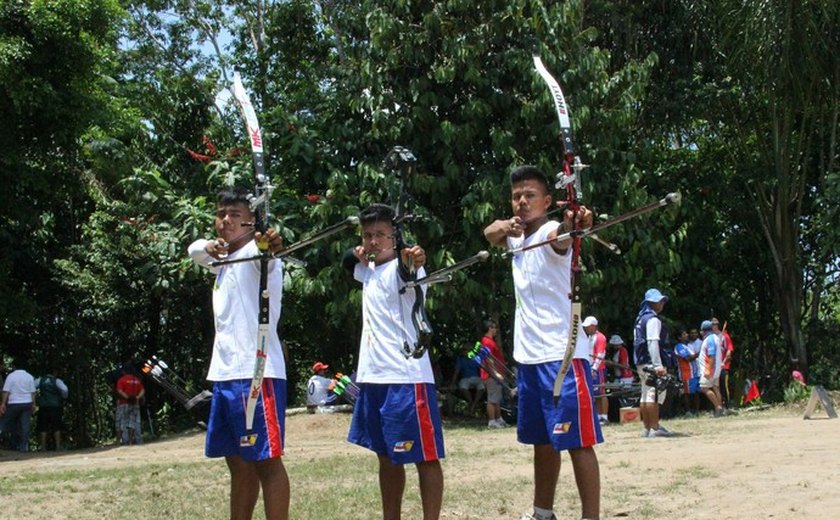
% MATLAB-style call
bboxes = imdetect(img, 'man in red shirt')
[479,321,507,428]
[583,317,609,425]
[116,365,145,445]
[714,318,735,411]
[607,335,634,385]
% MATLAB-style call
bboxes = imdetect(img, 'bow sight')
[383,146,417,171]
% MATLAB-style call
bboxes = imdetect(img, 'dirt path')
[2,406,838,519]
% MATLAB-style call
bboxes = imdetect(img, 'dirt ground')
[2,403,839,519]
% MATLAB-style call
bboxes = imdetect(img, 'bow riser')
[384,146,433,359]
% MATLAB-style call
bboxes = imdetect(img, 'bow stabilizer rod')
[211,216,360,267]
[401,250,490,291]
[504,192,681,258]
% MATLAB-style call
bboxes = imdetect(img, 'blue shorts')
[206,378,286,461]
[517,359,603,451]
[348,383,445,465]
[688,376,700,394]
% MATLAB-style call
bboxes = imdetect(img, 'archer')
[188,187,289,520]
[484,166,601,520]
[342,203,445,520]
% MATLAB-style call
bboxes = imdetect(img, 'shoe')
[713,408,724,418]
[599,416,608,426]
[494,418,508,427]
[640,428,652,438]
[520,513,557,520]
[488,421,504,429]
[650,426,677,437]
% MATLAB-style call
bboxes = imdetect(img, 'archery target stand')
[803,385,837,420]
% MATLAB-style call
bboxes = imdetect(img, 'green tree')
[0,0,128,445]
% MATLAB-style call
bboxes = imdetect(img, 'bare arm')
[483,217,523,248]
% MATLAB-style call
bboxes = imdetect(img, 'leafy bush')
[783,382,810,404]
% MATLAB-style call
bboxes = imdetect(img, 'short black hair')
[217,187,252,206]
[359,203,395,225]
[510,165,550,192]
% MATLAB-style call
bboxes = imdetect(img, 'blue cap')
[700,320,713,331]
[643,288,668,304]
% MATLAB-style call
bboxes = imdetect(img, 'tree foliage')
[2,0,838,446]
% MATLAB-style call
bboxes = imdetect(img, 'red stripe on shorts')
[261,379,283,457]
[574,359,598,446]
[414,384,438,461]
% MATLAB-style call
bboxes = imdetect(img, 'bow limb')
[533,54,584,405]
[231,71,273,432]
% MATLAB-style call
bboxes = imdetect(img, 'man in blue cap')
[632,288,675,437]
[698,320,724,416]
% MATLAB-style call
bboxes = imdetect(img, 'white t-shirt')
[698,333,723,380]
[353,258,434,384]
[189,239,286,381]
[306,375,337,406]
[690,338,702,354]
[507,221,589,365]
[645,316,663,367]
[2,370,36,404]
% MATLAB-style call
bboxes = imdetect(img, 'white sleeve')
[188,239,218,271]
[353,261,366,283]
[57,378,69,398]
[646,318,662,367]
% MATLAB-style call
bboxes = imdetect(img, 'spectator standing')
[35,370,69,450]
[115,365,145,445]
[583,316,609,426]
[688,328,702,353]
[633,288,676,438]
[698,320,724,416]
[714,319,735,410]
[479,320,507,429]
[0,363,37,452]
[674,330,701,416]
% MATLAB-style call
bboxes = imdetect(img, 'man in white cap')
[632,288,675,437]
[583,316,608,425]
[607,335,634,386]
